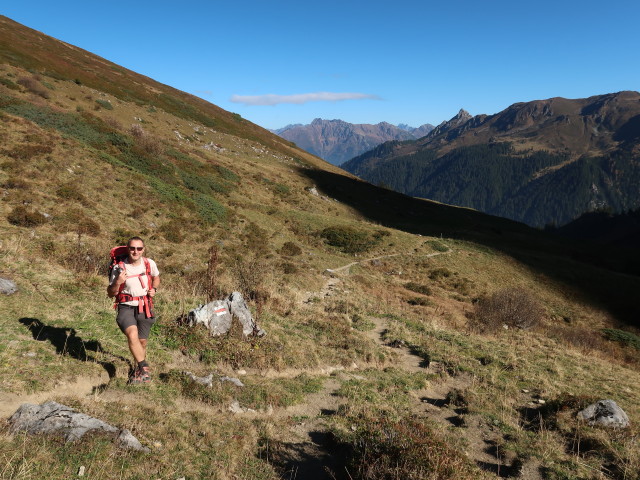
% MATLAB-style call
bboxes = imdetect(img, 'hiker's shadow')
[19,317,128,378]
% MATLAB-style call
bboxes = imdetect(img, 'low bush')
[281,262,298,274]
[194,193,225,224]
[408,297,433,306]
[3,143,53,160]
[159,219,186,243]
[0,177,28,189]
[319,226,381,254]
[473,287,544,332]
[7,206,47,227]
[17,76,49,99]
[429,267,452,280]
[405,282,431,295]
[57,208,101,237]
[426,239,449,252]
[337,417,478,479]
[56,183,87,203]
[95,99,113,110]
[602,328,640,351]
[279,241,302,256]
[0,77,19,90]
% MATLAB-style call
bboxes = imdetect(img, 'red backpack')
[108,246,154,317]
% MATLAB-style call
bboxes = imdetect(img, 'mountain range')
[342,92,640,227]
[272,118,434,165]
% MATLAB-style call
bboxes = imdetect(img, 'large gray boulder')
[0,277,17,295]
[9,401,149,451]
[577,399,630,428]
[188,291,266,337]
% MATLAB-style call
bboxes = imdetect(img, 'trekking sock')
[138,360,149,368]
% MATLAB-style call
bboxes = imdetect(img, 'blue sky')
[3,1,639,129]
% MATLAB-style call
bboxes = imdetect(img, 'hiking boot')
[128,367,144,385]
[139,365,151,383]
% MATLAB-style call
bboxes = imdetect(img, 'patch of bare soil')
[0,373,110,418]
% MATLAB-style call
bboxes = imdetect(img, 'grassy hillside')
[1,17,639,480]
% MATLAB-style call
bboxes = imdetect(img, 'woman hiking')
[107,236,160,384]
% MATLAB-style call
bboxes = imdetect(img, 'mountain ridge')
[342,91,640,227]
[272,118,434,165]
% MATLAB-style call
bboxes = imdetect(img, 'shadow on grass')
[300,167,640,326]
[266,430,349,480]
[19,317,129,378]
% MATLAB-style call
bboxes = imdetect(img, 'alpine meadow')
[0,15,639,480]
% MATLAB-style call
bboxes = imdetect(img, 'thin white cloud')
[230,92,381,106]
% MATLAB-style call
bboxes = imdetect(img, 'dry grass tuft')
[473,287,544,332]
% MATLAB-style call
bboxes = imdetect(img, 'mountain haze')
[343,93,640,227]
[273,118,434,165]
[1,15,639,480]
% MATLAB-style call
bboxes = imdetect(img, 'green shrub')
[0,77,19,90]
[95,99,114,110]
[426,240,449,252]
[194,193,225,224]
[429,268,452,280]
[352,314,376,331]
[179,170,228,195]
[7,206,47,227]
[319,226,381,254]
[112,228,135,245]
[405,282,431,295]
[408,297,433,306]
[148,177,191,205]
[602,329,640,350]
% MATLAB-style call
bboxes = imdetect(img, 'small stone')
[220,376,244,387]
[537,399,546,404]
[0,277,18,295]
[350,425,357,431]
[521,389,530,393]
[236,369,247,376]
[78,465,85,476]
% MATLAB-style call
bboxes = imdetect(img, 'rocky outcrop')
[188,291,266,337]
[577,399,630,428]
[8,401,149,451]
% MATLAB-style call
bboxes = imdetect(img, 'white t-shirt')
[110,258,159,306]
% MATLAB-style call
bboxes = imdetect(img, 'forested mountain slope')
[343,92,640,227]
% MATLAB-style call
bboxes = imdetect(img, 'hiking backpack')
[108,246,154,317]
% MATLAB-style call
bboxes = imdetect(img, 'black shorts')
[116,304,156,339]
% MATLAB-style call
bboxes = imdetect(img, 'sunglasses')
[128,246,144,251]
